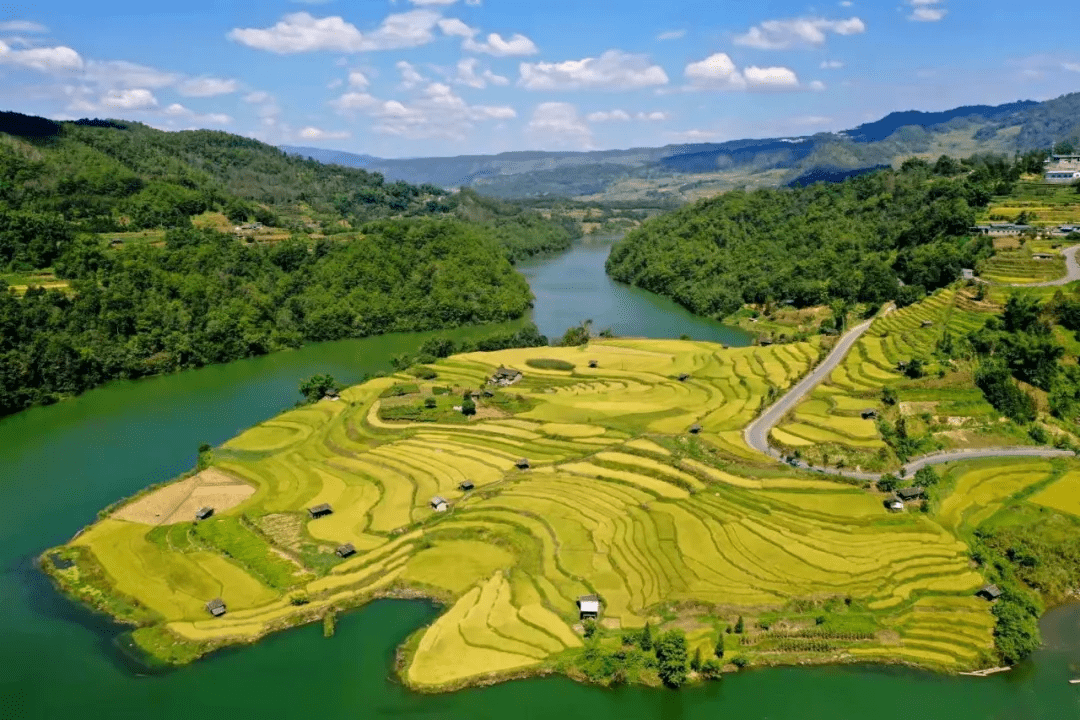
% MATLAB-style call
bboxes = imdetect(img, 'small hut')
[195,506,214,521]
[516,458,530,470]
[920,320,934,328]
[324,390,341,401]
[689,424,702,435]
[886,497,904,512]
[335,543,356,559]
[459,480,475,492]
[308,503,333,519]
[588,360,598,369]
[758,336,774,346]
[977,584,1002,601]
[897,486,924,502]
[205,598,227,617]
[860,409,878,420]
[430,496,449,512]
[491,367,523,386]
[961,268,975,281]
[577,594,601,620]
[677,373,690,382]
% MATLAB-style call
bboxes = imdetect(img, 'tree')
[424,397,437,409]
[654,630,689,687]
[700,658,723,678]
[461,397,476,416]
[877,474,900,493]
[691,647,702,672]
[913,466,940,487]
[560,319,593,347]
[714,635,725,658]
[583,619,597,639]
[882,386,898,406]
[734,616,744,634]
[904,358,926,379]
[299,374,339,404]
[639,621,652,651]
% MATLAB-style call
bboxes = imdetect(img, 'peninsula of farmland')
[46,326,1057,689]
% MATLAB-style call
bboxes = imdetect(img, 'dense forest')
[0,111,584,416]
[0,221,531,415]
[605,155,1045,317]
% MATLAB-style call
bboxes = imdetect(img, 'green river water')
[1,238,1078,719]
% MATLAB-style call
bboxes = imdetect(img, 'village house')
[961,268,975,281]
[897,486,924,502]
[577,594,601,620]
[1044,154,1080,184]
[490,367,523,387]
[308,503,333,519]
[195,506,214,521]
[205,598,227,617]
[335,543,356,559]
[977,584,1002,601]
[969,224,1033,236]
[430,496,449,512]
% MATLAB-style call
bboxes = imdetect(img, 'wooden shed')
[205,598,227,617]
[195,506,214,521]
[588,360,598,368]
[977,584,1002,601]
[516,458,530,470]
[335,543,356,558]
[677,373,690,382]
[308,503,333,519]
[430,496,449,512]
[860,409,878,420]
[897,486,924,502]
[689,424,702,434]
[577,594,601,620]
[459,480,475,491]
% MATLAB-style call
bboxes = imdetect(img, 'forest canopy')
[604,156,1023,318]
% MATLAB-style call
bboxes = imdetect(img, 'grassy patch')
[380,383,421,398]
[525,358,576,371]
[192,516,310,590]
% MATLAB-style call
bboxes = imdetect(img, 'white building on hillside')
[1045,154,1080,184]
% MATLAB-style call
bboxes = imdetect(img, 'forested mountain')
[604,156,1029,318]
[284,92,1080,200]
[0,111,572,416]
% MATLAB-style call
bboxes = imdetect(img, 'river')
[1,238,1077,719]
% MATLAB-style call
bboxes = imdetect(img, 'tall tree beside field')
[654,630,689,687]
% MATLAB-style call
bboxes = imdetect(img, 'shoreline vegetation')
[42,308,1080,691]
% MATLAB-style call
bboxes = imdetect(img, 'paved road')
[742,304,1076,480]
[978,243,1080,288]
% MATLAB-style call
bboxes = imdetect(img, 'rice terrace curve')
[46,289,1080,690]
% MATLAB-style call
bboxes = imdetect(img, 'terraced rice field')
[774,288,994,454]
[1026,470,1080,518]
[50,337,1003,685]
[979,251,1065,284]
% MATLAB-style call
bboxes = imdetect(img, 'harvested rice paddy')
[48,336,1022,687]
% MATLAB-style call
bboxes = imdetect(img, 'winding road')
[742,246,1080,480]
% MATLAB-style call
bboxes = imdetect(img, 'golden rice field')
[773,288,996,457]
[48,337,1015,686]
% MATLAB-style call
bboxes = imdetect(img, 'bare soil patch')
[899,401,938,416]
[112,468,254,526]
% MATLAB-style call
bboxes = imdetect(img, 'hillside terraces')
[46,337,1008,686]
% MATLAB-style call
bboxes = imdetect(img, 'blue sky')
[0,0,1077,157]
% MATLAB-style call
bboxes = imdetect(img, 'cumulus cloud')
[684,53,807,92]
[908,0,947,22]
[177,77,239,97]
[464,32,538,56]
[163,103,232,125]
[298,126,351,140]
[1064,62,1080,73]
[0,42,84,72]
[437,18,475,37]
[452,58,508,88]
[519,50,668,90]
[396,60,426,89]
[228,11,440,54]
[734,16,865,50]
[526,102,593,149]
[348,70,370,88]
[657,29,686,40]
[83,60,179,88]
[100,88,158,110]
[331,82,514,140]
[587,109,668,122]
[0,20,48,33]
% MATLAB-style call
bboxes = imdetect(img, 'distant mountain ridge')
[283,92,1080,200]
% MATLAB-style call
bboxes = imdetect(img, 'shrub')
[700,658,723,679]
[583,619,598,639]
[639,622,652,651]
[424,397,437,409]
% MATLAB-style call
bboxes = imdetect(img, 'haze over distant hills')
[284,93,1080,202]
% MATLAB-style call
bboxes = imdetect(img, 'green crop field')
[47,335,1040,688]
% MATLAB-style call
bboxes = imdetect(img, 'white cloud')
[820,60,844,69]
[298,126,351,140]
[411,0,482,5]
[734,16,865,50]
[163,103,232,125]
[100,88,158,110]
[587,109,669,122]
[665,128,722,143]
[519,50,668,90]
[83,60,179,88]
[228,10,440,54]
[437,18,475,37]
[684,53,807,92]
[809,79,827,91]
[0,20,47,33]
[348,70,370,88]
[331,82,514,140]
[526,102,593,149]
[177,77,239,97]
[396,60,426,88]
[908,0,947,22]
[464,32,538,56]
[657,29,686,41]
[0,42,83,72]
[452,58,508,88]
[1064,62,1080,73]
